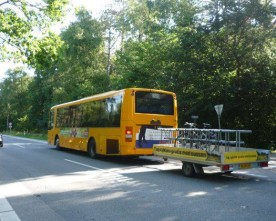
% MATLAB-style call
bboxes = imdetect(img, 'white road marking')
[14,144,25,149]
[3,143,46,149]
[2,135,47,144]
[64,158,174,175]
[2,143,32,146]
[64,159,104,171]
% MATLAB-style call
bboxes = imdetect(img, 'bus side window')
[48,110,54,129]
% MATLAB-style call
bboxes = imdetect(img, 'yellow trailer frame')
[153,128,270,177]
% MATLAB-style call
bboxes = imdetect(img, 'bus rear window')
[135,92,174,115]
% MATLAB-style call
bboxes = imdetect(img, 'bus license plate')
[240,163,251,169]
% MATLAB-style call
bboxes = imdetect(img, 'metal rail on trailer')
[153,128,270,177]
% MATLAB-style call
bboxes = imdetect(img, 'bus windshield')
[135,91,174,115]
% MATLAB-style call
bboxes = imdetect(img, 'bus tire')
[88,139,97,158]
[55,136,61,150]
[182,162,195,177]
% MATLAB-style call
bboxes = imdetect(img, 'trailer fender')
[193,163,204,174]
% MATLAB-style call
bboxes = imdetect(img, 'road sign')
[214,105,223,116]
[214,105,223,129]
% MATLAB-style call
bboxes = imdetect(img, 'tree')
[27,72,53,130]
[0,68,32,131]
[193,0,276,147]
[113,0,275,148]
[0,0,68,66]
[51,8,109,103]
[112,0,199,125]
[0,0,274,148]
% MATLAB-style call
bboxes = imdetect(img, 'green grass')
[4,131,47,141]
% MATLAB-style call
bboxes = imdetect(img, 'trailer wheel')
[182,162,195,177]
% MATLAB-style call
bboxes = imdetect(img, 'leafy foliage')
[0,68,32,131]
[0,0,68,65]
[52,9,109,102]
[0,0,275,148]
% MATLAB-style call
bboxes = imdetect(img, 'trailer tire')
[182,162,195,177]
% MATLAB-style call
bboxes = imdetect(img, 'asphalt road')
[0,135,276,221]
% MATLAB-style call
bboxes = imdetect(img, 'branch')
[0,35,24,53]
[0,1,10,7]
[0,36,8,45]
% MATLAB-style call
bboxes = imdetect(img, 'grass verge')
[3,131,47,141]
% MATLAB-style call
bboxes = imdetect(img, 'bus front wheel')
[88,139,97,158]
[55,136,60,150]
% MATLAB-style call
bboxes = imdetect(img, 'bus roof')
[50,88,175,109]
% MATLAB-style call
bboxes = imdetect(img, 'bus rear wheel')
[88,139,97,158]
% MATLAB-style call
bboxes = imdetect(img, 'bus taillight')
[222,165,229,171]
[259,162,268,167]
[125,127,133,142]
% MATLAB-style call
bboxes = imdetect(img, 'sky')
[0,0,114,81]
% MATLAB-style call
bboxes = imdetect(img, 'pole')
[214,104,223,140]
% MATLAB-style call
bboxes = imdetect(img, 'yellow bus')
[48,88,177,157]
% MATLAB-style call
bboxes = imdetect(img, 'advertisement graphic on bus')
[136,126,163,148]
